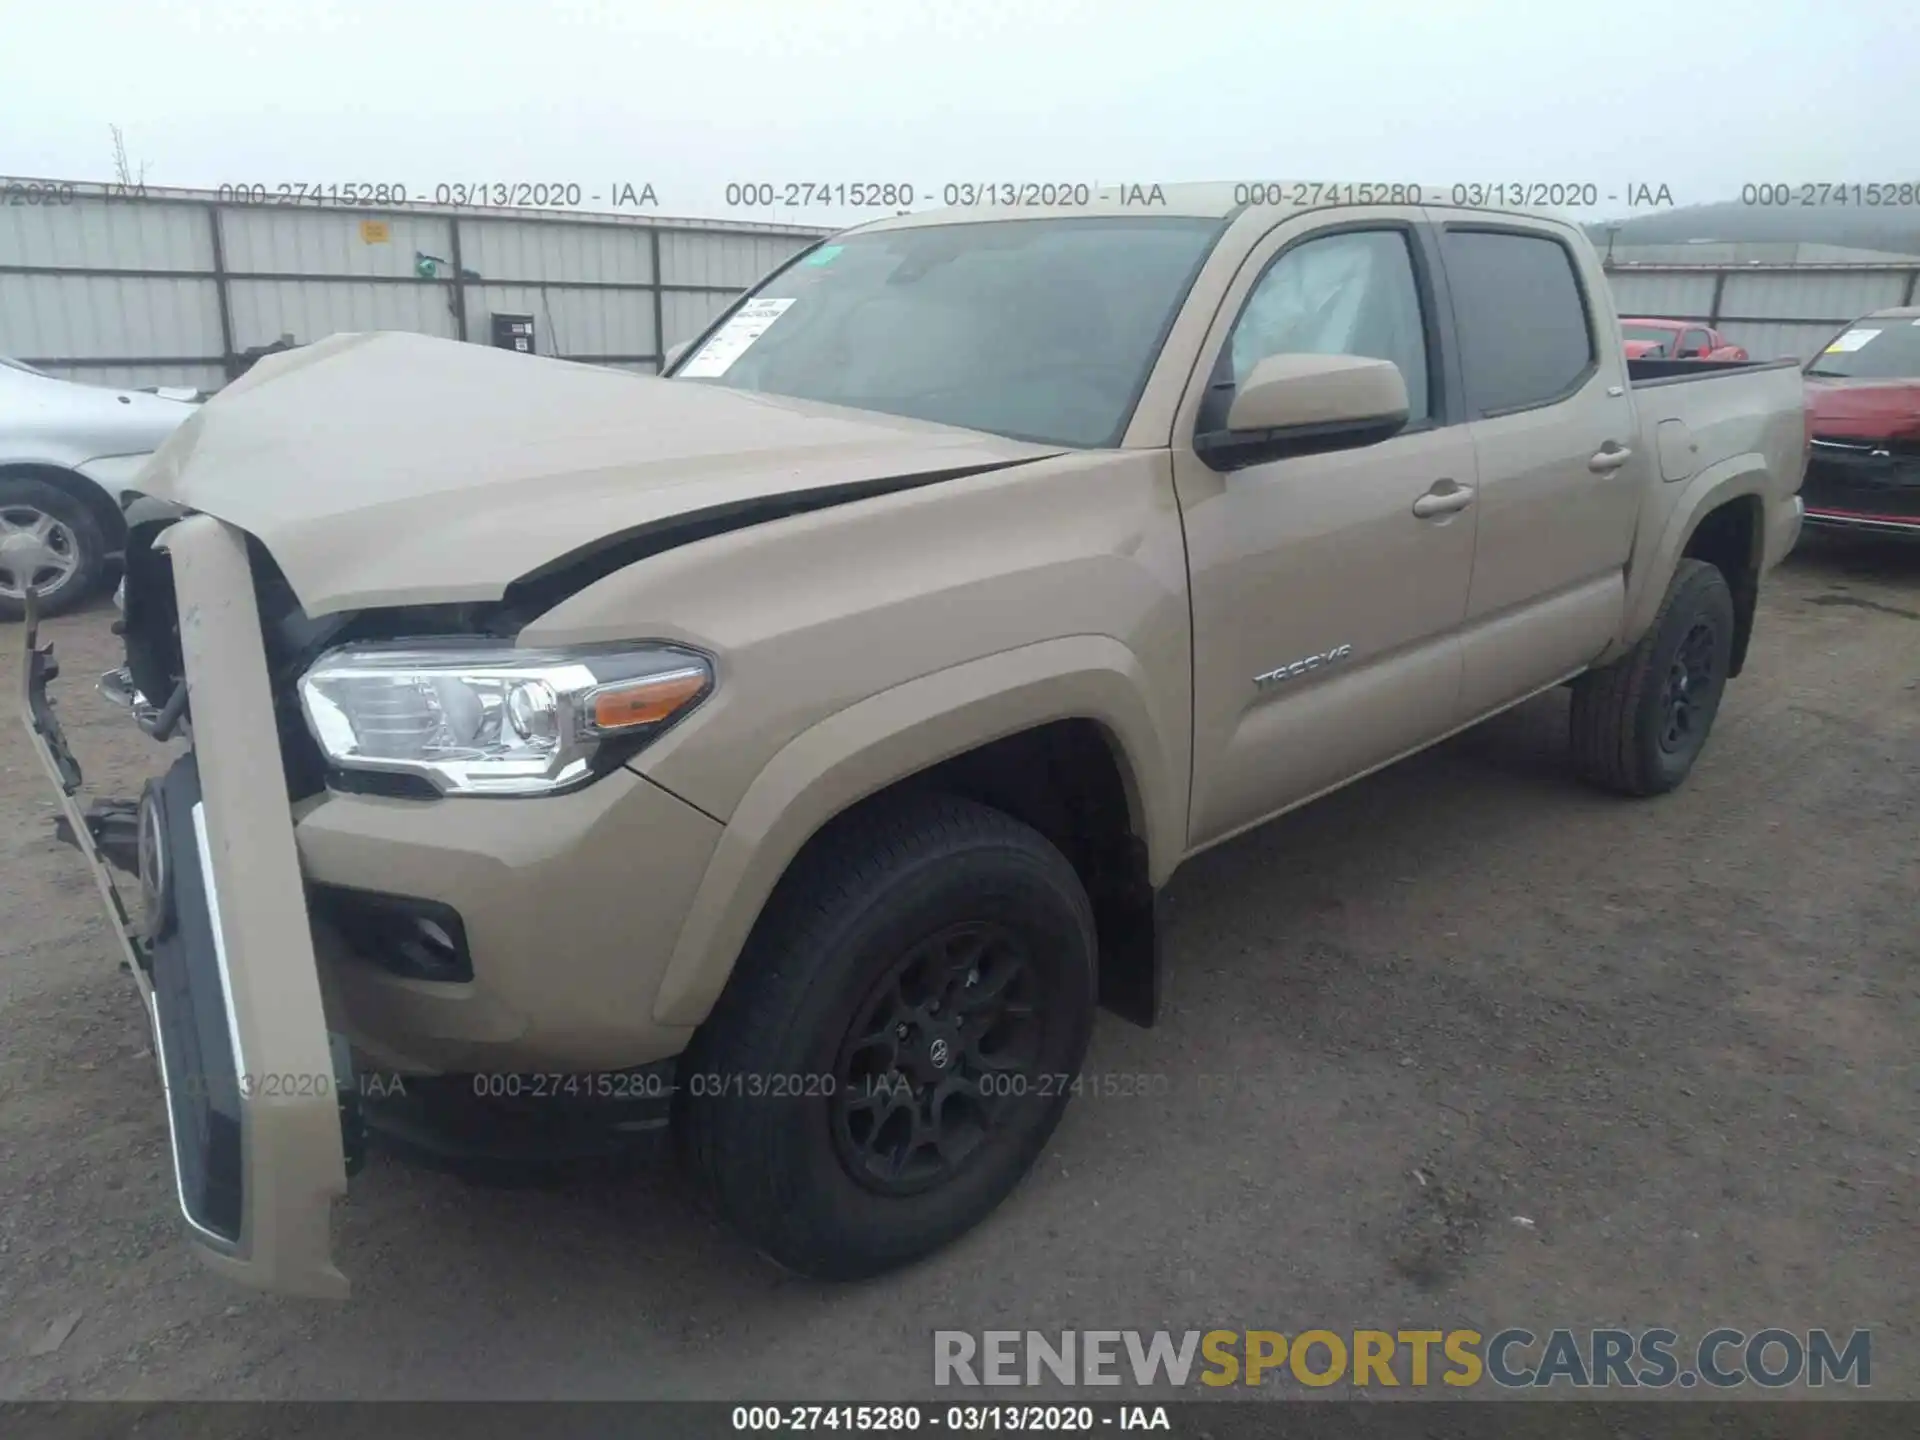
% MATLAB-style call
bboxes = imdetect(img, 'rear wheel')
[1570,558,1735,796]
[678,793,1096,1279]
[0,478,107,621]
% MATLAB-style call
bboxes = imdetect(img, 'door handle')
[1412,481,1475,518]
[1589,443,1634,473]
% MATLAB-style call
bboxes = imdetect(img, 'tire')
[0,478,108,622]
[1569,558,1735,796]
[678,793,1097,1280]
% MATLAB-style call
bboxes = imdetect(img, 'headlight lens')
[296,642,712,795]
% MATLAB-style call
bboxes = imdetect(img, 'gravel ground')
[0,533,1914,1401]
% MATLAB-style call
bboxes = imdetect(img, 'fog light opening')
[312,885,474,984]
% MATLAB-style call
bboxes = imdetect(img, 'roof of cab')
[842,181,1568,234]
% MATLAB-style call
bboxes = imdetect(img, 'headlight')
[296,642,712,796]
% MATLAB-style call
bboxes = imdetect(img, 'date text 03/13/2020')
[719,181,1160,209]
[207,181,661,208]
[730,1404,1172,1432]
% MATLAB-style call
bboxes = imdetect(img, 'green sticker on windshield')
[802,245,844,266]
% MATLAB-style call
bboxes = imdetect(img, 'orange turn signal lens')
[588,669,708,731]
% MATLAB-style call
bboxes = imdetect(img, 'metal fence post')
[648,226,665,371]
[449,214,469,342]
[208,201,237,379]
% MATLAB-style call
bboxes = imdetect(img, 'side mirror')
[1196,353,1409,470]
[661,339,692,372]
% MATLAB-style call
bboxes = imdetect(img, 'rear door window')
[1440,229,1596,416]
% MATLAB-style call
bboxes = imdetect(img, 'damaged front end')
[20,512,361,1299]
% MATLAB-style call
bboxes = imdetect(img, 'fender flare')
[649,634,1184,1027]
[1607,456,1769,663]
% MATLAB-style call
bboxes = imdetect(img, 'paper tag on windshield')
[679,298,797,377]
[1824,328,1880,353]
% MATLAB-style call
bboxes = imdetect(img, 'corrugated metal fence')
[1602,260,1920,362]
[7,180,1920,387]
[0,180,830,391]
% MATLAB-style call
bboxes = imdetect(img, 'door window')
[1440,229,1595,415]
[1219,229,1431,425]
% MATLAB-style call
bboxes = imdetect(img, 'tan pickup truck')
[23,185,1808,1298]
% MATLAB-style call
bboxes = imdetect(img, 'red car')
[1801,306,1920,536]
[1620,318,1749,361]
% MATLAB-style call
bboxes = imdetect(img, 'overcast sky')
[6,0,1916,226]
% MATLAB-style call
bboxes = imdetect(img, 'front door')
[1173,215,1481,849]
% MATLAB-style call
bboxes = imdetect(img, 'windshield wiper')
[1804,367,1848,378]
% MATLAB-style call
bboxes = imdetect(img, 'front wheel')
[677,794,1097,1279]
[1569,558,1735,796]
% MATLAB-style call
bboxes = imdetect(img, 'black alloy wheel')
[1658,618,1720,756]
[1569,558,1735,796]
[677,793,1097,1280]
[832,920,1042,1196]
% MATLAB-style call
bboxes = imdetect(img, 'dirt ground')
[0,533,1914,1402]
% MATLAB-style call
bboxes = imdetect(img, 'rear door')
[1173,212,1481,848]
[1425,216,1645,718]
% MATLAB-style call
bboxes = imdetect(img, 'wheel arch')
[649,636,1185,1031]
[0,461,129,558]
[1679,492,1764,677]
[1616,461,1767,676]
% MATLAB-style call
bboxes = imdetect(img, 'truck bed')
[1627,356,1803,386]
[1627,357,1805,483]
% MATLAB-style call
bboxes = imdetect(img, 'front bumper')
[1801,509,1920,537]
[23,514,731,1295]
[19,517,352,1299]
[1801,440,1920,535]
[297,766,720,1076]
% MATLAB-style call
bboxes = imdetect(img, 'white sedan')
[0,357,199,620]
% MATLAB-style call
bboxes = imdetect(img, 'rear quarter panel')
[1602,362,1807,663]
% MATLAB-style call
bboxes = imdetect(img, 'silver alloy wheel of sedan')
[0,503,82,601]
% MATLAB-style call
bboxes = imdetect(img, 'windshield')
[1621,324,1682,346]
[672,217,1225,448]
[1805,319,1920,379]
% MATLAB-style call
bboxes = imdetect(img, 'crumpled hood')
[135,331,1063,615]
